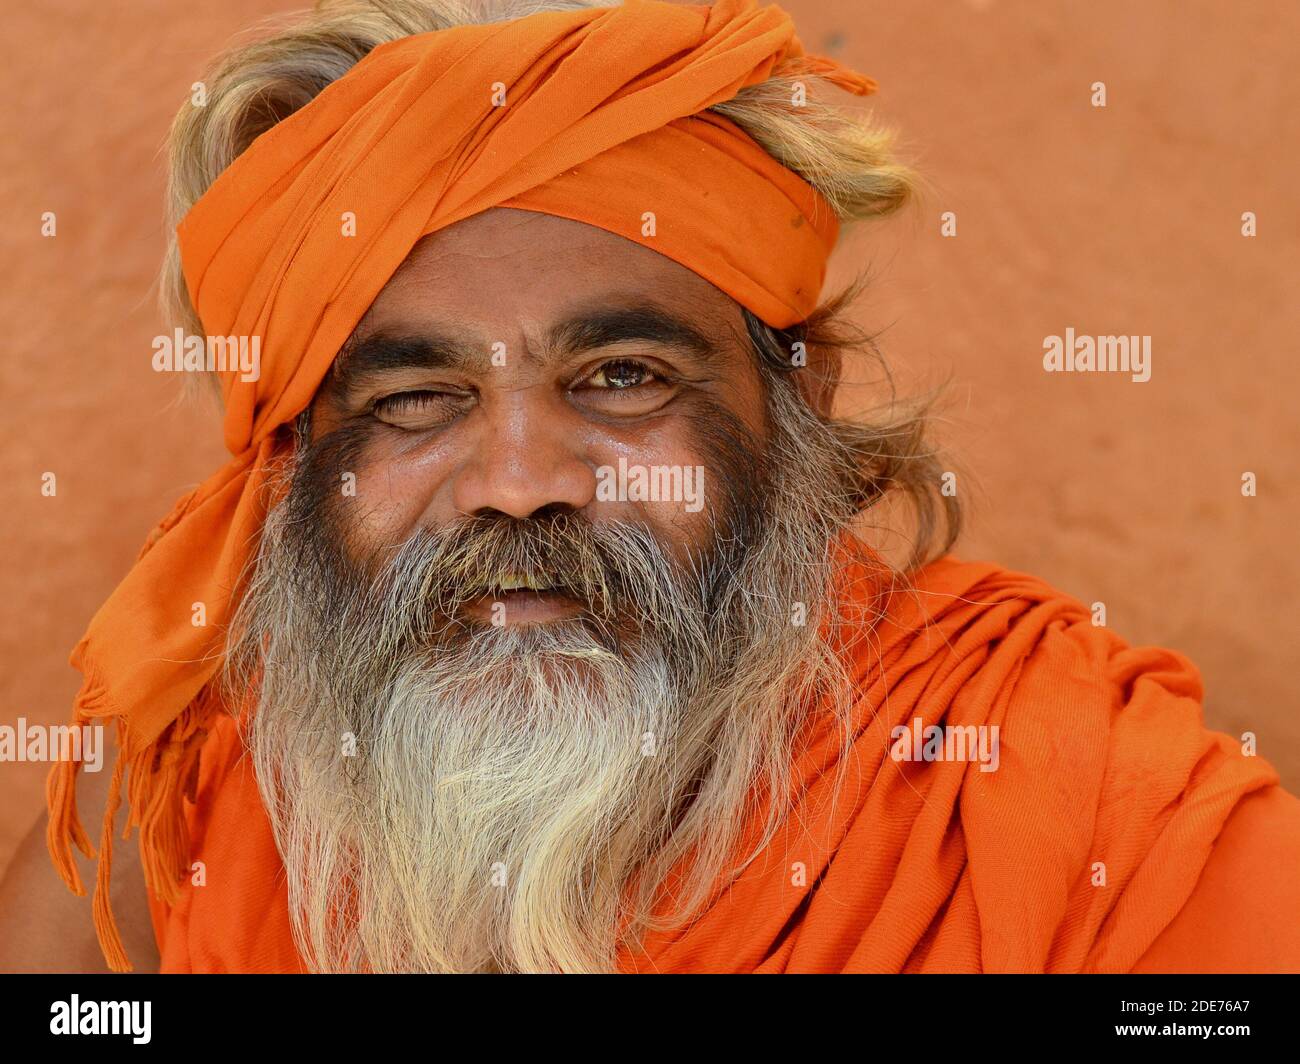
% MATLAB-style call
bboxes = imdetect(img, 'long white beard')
[252,613,697,973]
[226,379,866,973]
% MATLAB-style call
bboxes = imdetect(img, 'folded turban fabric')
[46,0,877,971]
[144,543,1284,973]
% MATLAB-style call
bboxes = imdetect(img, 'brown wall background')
[2,0,1297,876]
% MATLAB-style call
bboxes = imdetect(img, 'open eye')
[569,357,676,418]
[584,358,656,390]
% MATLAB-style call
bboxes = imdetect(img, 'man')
[3,0,1298,973]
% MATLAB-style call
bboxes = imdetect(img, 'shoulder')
[1132,785,1300,972]
[894,551,1206,713]
[853,549,1295,970]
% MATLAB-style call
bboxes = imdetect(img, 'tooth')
[496,573,555,592]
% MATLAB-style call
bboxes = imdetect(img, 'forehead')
[360,207,745,341]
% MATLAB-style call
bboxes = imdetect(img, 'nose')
[450,390,597,519]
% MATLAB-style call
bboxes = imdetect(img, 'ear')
[793,339,841,419]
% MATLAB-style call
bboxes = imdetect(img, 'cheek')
[589,414,743,563]
[330,429,460,555]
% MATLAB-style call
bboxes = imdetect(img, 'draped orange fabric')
[145,543,1285,973]
[46,0,873,971]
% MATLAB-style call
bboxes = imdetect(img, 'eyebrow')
[332,302,724,394]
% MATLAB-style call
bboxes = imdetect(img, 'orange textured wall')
[2,0,1296,879]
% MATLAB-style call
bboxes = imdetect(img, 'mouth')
[460,573,586,625]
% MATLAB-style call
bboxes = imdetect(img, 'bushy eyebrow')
[331,302,724,396]
[546,303,721,364]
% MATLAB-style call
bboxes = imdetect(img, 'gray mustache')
[376,512,666,625]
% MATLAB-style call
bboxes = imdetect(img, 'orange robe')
[146,547,1300,973]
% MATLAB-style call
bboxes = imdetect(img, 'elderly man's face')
[308,207,767,627]
[240,208,857,976]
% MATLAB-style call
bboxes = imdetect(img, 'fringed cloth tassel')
[46,660,212,973]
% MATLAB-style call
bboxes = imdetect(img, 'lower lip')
[461,589,584,625]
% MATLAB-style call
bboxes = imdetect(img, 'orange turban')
[47,0,876,970]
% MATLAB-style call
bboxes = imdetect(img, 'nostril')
[528,502,578,522]
[467,502,576,522]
